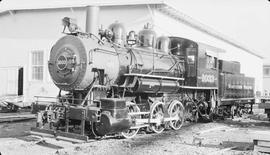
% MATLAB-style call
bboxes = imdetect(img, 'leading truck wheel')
[150,102,165,134]
[168,100,185,130]
[91,122,106,138]
[121,104,140,139]
[91,111,111,138]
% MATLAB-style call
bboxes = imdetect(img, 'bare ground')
[0,111,270,155]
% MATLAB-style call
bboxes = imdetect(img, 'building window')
[264,67,270,77]
[31,51,44,81]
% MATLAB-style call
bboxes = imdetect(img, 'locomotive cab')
[169,37,198,86]
[169,37,220,88]
[196,43,220,88]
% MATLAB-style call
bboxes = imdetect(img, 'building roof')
[0,0,264,59]
[0,0,165,11]
[156,5,264,59]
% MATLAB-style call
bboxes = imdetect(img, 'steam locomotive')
[31,17,255,141]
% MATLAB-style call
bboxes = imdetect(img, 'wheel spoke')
[150,102,165,134]
[169,101,184,130]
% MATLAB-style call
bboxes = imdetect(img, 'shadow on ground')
[218,119,270,128]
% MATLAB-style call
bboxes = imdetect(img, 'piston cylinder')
[93,111,131,136]
[93,98,131,136]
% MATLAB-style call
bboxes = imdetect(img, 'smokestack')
[85,6,100,35]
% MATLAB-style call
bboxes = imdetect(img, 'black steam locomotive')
[31,18,255,141]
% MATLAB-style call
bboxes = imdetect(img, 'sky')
[168,0,270,63]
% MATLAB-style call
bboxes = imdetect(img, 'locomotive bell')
[138,23,156,48]
[156,36,170,54]
[127,31,137,46]
[108,21,126,46]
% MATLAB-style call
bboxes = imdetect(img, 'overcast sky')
[168,0,270,62]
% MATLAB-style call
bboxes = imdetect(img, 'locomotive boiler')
[49,25,183,93]
[31,6,255,141]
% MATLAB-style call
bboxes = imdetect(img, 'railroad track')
[0,112,36,123]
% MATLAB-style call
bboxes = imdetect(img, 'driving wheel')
[168,100,184,130]
[149,102,165,134]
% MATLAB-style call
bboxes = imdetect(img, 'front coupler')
[31,103,101,142]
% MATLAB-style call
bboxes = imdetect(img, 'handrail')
[124,73,184,81]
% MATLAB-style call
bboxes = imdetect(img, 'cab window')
[186,47,196,77]
[187,55,195,64]
[206,55,217,69]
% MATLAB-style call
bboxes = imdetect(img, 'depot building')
[0,0,263,103]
